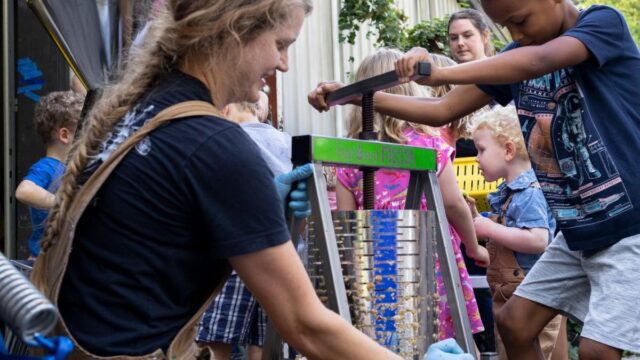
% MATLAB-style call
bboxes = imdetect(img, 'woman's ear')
[482,29,491,46]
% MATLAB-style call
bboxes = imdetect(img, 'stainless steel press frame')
[263,63,477,359]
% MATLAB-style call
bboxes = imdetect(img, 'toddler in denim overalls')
[468,107,562,360]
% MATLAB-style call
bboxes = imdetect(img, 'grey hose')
[0,252,57,344]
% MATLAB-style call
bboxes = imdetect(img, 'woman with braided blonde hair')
[29,1,412,358]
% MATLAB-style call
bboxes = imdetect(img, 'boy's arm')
[473,217,548,254]
[441,36,590,85]
[373,84,492,126]
[397,36,590,87]
[15,180,56,209]
[307,78,492,126]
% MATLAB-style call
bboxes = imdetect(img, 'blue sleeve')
[487,189,503,215]
[23,159,54,188]
[475,42,518,106]
[508,188,550,230]
[183,126,290,258]
[563,6,629,68]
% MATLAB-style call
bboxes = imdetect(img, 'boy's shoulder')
[577,4,625,22]
[500,5,627,53]
[29,156,62,172]
[488,169,541,210]
[24,157,64,186]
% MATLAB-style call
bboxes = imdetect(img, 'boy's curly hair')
[469,106,529,160]
[33,91,84,145]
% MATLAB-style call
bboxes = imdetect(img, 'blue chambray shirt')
[487,168,556,272]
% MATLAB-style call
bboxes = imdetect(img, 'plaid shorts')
[197,272,266,346]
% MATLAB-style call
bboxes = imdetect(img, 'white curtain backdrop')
[280,0,461,138]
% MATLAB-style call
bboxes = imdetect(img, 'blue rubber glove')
[34,334,74,360]
[275,164,313,217]
[424,339,474,360]
[288,180,311,218]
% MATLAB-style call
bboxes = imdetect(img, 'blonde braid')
[40,0,314,252]
[40,13,175,252]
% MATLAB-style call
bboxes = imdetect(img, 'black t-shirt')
[58,71,290,355]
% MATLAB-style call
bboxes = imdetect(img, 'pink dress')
[336,128,484,339]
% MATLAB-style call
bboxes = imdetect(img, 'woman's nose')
[277,52,289,72]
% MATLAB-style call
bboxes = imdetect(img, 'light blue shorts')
[514,232,640,353]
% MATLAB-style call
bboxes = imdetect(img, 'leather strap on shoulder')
[31,101,223,359]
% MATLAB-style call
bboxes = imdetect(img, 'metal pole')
[308,163,352,321]
[3,0,16,258]
[360,92,376,210]
[418,211,432,356]
[423,172,477,357]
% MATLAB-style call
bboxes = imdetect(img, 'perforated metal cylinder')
[308,210,437,359]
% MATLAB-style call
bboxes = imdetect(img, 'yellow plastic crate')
[453,157,502,213]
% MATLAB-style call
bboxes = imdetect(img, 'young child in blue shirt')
[309,1,640,358]
[468,106,561,360]
[15,91,83,258]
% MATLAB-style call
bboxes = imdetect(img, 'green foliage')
[574,0,639,45]
[407,16,505,56]
[406,17,451,55]
[338,0,506,58]
[338,0,408,49]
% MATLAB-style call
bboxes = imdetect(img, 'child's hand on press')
[395,47,442,86]
[463,193,479,218]
[467,244,489,268]
[307,81,347,112]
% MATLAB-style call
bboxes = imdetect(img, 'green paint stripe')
[311,137,436,171]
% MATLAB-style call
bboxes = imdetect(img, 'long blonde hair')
[347,48,438,144]
[41,0,313,252]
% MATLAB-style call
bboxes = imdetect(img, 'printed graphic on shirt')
[516,68,632,230]
[83,104,155,180]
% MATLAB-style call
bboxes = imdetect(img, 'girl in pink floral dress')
[335,48,489,341]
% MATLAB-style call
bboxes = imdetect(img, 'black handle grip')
[326,62,431,106]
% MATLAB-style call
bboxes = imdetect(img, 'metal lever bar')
[326,62,431,106]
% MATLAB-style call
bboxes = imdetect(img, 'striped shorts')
[197,271,266,346]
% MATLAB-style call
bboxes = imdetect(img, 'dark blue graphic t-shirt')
[478,5,640,251]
